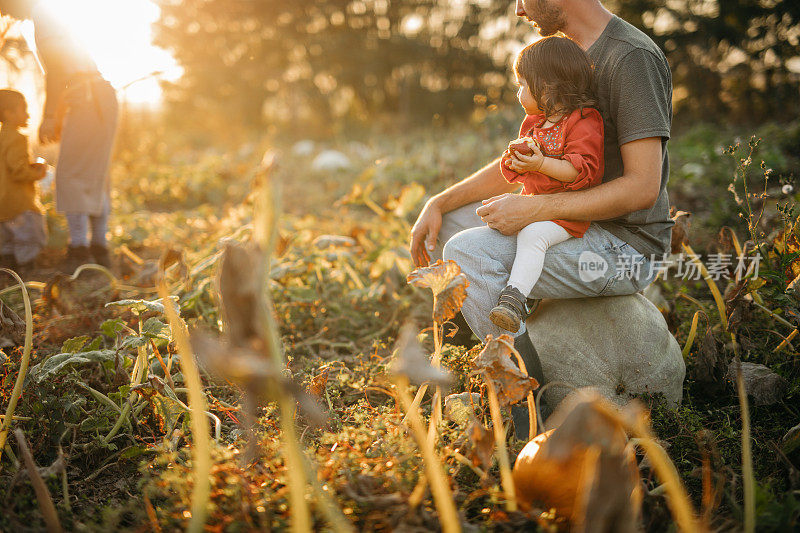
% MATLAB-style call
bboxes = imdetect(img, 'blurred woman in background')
[0,0,118,271]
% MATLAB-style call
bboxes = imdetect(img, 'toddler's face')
[2,99,29,129]
[516,74,541,115]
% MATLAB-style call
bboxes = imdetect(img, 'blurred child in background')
[0,89,47,272]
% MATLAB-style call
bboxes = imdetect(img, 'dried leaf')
[670,210,691,254]
[572,444,640,533]
[471,334,538,407]
[543,390,630,459]
[191,331,279,388]
[307,369,329,399]
[717,226,737,255]
[723,280,752,335]
[274,231,291,257]
[158,247,189,282]
[192,331,327,426]
[389,323,452,387]
[690,328,727,389]
[407,259,462,296]
[432,273,469,323]
[464,419,494,473]
[217,243,269,348]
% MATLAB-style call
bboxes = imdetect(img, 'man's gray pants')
[435,202,657,341]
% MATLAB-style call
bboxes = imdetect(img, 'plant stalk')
[735,365,756,533]
[14,429,63,532]
[0,269,33,466]
[682,311,702,358]
[279,398,313,533]
[395,377,461,533]
[498,336,537,439]
[682,243,728,331]
[159,284,211,533]
[484,380,517,512]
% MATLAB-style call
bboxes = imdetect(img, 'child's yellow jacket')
[0,126,43,222]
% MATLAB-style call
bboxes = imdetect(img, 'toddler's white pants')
[508,221,572,296]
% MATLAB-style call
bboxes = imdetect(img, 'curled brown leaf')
[407,259,463,296]
[433,273,469,323]
[465,419,494,474]
[471,334,538,407]
[217,243,269,349]
[307,369,329,400]
[670,209,691,254]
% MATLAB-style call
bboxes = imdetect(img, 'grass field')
[1,110,799,531]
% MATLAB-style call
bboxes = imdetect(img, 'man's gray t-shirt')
[587,15,673,258]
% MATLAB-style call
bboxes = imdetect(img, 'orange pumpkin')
[512,392,641,529]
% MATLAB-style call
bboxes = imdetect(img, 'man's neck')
[561,2,614,51]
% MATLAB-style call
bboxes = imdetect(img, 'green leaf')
[86,336,103,351]
[28,350,117,383]
[141,317,169,339]
[80,415,112,433]
[61,336,90,353]
[101,318,127,338]
[105,296,179,315]
[150,395,184,435]
[120,335,148,351]
[120,445,148,460]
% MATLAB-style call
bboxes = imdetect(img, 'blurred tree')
[608,0,800,121]
[154,0,527,132]
[155,0,800,130]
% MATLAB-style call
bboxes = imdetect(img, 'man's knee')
[442,230,482,264]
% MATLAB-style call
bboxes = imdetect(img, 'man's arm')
[475,137,662,234]
[409,157,519,266]
[433,157,520,213]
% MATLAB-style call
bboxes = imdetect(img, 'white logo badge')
[578,251,608,282]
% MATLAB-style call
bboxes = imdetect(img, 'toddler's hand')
[508,136,537,156]
[505,139,544,173]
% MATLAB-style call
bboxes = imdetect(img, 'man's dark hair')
[515,36,597,118]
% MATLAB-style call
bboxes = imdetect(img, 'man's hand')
[409,198,443,267]
[30,163,47,180]
[38,117,61,144]
[476,193,542,235]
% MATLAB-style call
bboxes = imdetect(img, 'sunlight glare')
[39,0,180,104]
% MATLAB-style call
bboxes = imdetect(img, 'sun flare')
[35,0,180,104]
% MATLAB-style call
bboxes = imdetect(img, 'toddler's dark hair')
[514,36,597,118]
[0,89,25,123]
